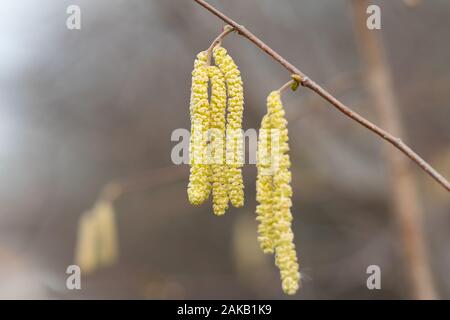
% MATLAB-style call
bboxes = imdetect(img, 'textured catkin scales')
[256,91,300,295]
[188,51,212,205]
[208,65,229,215]
[256,115,276,254]
[269,91,300,295]
[213,46,244,208]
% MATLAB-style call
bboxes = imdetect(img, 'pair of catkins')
[188,44,300,295]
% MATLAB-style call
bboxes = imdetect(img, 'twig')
[193,0,450,192]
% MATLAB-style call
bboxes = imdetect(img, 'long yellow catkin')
[188,51,212,205]
[213,46,244,208]
[256,115,276,254]
[208,65,229,215]
[257,91,300,295]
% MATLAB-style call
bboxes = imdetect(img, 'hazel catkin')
[256,91,300,295]
[213,46,245,208]
[256,114,276,254]
[74,199,119,274]
[188,51,212,205]
[208,65,229,215]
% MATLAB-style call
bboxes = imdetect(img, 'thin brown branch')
[193,0,450,192]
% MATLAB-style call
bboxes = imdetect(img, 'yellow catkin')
[269,91,300,295]
[213,46,244,208]
[256,115,276,254]
[74,210,98,274]
[256,91,300,295]
[188,51,212,205]
[208,65,229,215]
[95,200,119,267]
[74,199,119,274]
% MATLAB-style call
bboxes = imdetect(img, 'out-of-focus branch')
[100,165,187,203]
[74,165,187,274]
[193,0,450,192]
[351,0,437,300]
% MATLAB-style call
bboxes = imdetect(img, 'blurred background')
[0,0,449,299]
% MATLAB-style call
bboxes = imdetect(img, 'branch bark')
[193,0,450,193]
[351,0,437,299]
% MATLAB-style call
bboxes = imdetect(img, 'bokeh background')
[1,0,449,299]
